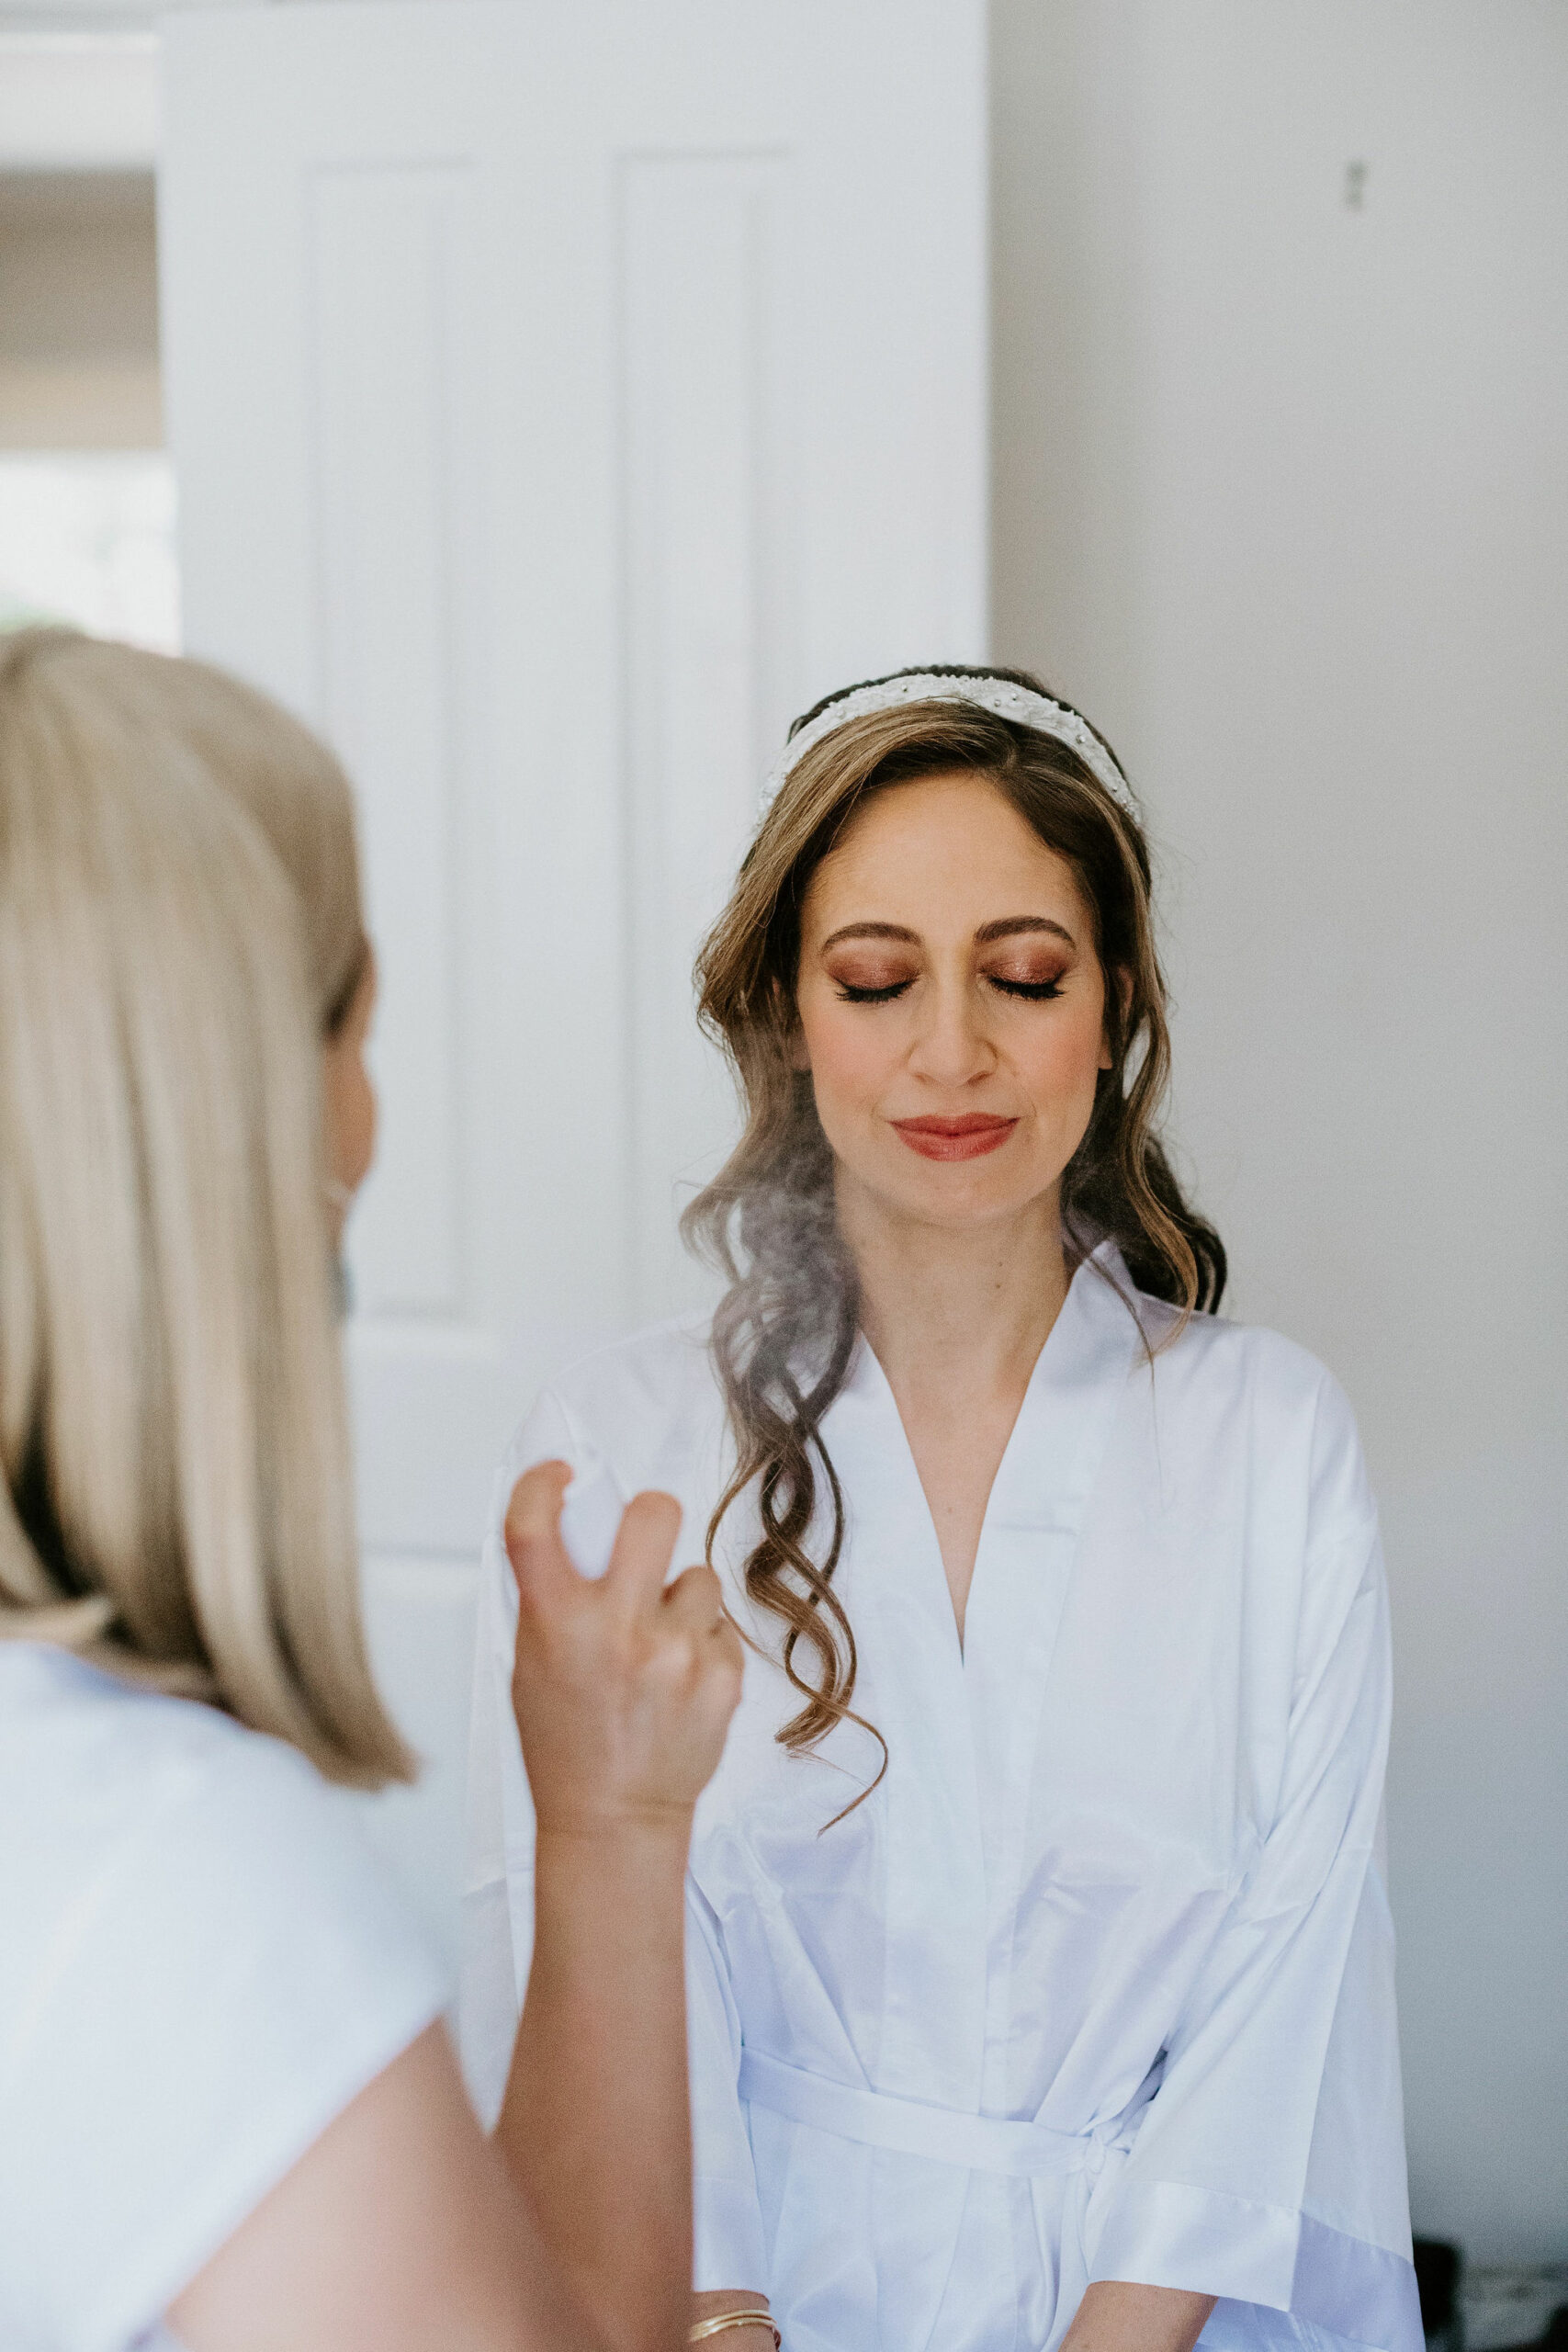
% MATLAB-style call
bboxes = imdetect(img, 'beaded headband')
[758,671,1139,820]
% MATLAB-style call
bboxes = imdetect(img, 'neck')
[836,1172,1072,1407]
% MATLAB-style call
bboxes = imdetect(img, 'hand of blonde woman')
[505,1460,744,1840]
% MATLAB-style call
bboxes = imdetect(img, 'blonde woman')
[464,670,1417,2352]
[0,628,742,2352]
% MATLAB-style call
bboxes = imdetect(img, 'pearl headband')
[758,671,1139,820]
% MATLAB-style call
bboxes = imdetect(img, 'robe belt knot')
[738,2051,1136,2180]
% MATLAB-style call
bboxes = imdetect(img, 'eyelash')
[834,976,1066,1005]
[992,976,1065,1001]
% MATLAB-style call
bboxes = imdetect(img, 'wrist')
[534,1809,694,1862]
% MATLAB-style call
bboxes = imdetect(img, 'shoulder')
[480,1315,726,1585]
[1085,1244,1346,1436]
[5,1636,310,1845]
[548,1309,718,1427]
[0,1645,447,2345]
[0,1643,444,2005]
[1133,1295,1374,1539]
[0,1640,278,1882]
[502,1311,723,1487]
[1148,1298,1336,1404]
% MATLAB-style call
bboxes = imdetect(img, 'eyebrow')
[975,916,1077,948]
[819,916,1077,952]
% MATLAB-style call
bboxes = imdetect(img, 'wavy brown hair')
[683,666,1224,1800]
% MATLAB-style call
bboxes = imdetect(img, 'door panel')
[160,0,985,1532]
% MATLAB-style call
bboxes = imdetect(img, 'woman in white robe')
[463,667,1418,2352]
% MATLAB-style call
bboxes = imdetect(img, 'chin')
[874,1160,1051,1231]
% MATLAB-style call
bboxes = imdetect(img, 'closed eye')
[835,978,912,1004]
[988,975,1064,1001]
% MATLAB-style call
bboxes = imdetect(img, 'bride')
[462,667,1418,2352]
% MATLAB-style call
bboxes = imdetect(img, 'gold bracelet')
[688,2313,780,2347]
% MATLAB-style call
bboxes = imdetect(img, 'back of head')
[0,628,408,1785]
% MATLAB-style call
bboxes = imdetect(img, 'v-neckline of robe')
[843,1244,1140,1670]
[811,1241,1146,2112]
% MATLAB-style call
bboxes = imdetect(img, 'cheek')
[796,989,899,1107]
[1019,996,1108,1114]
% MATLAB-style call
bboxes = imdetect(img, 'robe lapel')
[777,1251,1143,2352]
[818,1339,990,2107]
[963,1247,1143,2114]
[805,1348,987,2352]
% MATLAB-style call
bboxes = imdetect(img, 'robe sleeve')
[687,1881,770,2294]
[1086,1384,1420,2352]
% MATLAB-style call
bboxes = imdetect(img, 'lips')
[892,1114,1019,1162]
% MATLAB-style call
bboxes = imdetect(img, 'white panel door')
[160,0,986,1555]
[158,0,985,1946]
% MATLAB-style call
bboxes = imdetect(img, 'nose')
[906,969,996,1089]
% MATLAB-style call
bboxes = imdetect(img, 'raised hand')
[504,1461,744,1839]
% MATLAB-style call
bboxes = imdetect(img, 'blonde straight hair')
[0,628,410,1786]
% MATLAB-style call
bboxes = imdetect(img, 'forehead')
[802,770,1089,935]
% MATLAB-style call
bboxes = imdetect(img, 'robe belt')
[739,2050,1142,2180]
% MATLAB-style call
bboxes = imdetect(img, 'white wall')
[992,0,1567,2263]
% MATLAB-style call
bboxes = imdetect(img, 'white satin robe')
[460,1249,1418,2352]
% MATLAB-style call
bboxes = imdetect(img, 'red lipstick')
[892,1114,1019,1162]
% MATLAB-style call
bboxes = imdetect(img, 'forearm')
[1063,2280,1216,2352]
[496,1823,694,2352]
